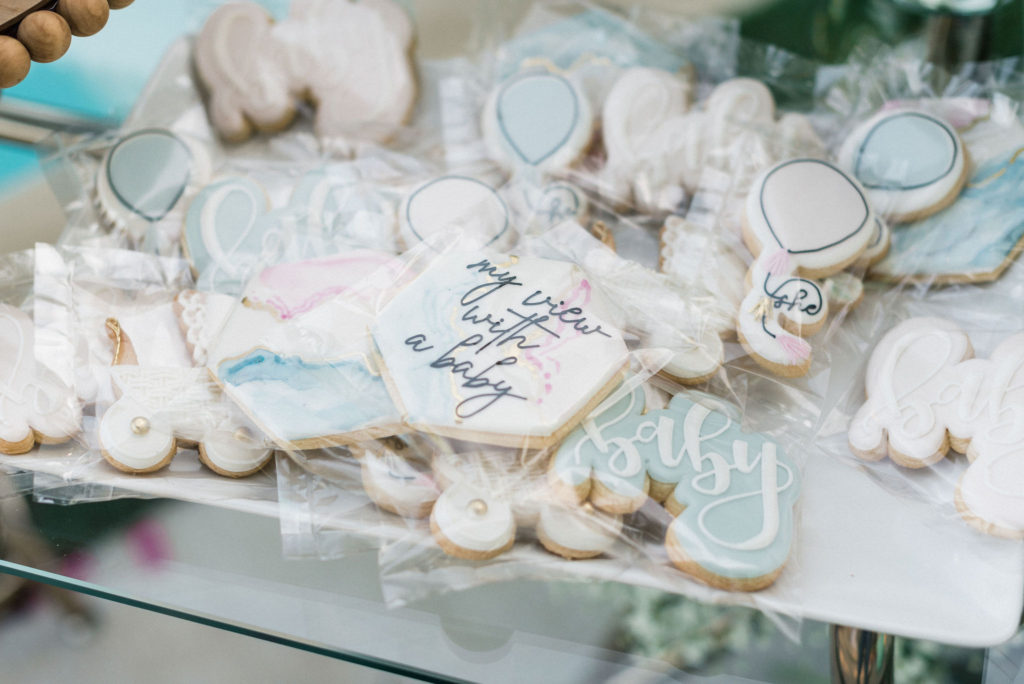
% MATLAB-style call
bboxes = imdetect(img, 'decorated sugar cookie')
[372,252,629,449]
[194,0,416,146]
[95,129,212,245]
[182,177,290,294]
[549,378,799,590]
[99,319,273,477]
[0,304,80,455]
[838,109,967,223]
[848,318,1024,537]
[600,67,696,213]
[357,438,439,519]
[535,502,623,560]
[398,175,512,250]
[201,254,405,449]
[193,3,297,143]
[430,480,516,560]
[738,159,876,376]
[482,68,594,175]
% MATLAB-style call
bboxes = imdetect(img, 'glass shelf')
[0,485,844,683]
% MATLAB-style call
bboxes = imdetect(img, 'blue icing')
[874,149,1024,278]
[497,72,580,166]
[497,9,686,79]
[553,382,800,580]
[184,177,287,294]
[218,349,396,443]
[107,129,192,221]
[854,113,958,190]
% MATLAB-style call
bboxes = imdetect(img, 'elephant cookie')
[838,109,968,223]
[371,252,629,449]
[738,159,877,376]
[0,304,80,454]
[482,68,594,176]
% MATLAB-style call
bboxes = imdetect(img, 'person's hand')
[0,0,134,89]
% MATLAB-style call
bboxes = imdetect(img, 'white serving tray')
[3,439,1020,647]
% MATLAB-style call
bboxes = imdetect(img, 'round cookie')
[838,109,968,223]
[430,481,516,560]
[398,175,513,250]
[360,447,439,519]
[482,68,594,176]
[536,503,622,560]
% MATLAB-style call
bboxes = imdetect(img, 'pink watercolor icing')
[248,250,401,319]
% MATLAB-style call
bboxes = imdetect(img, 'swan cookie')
[398,175,513,251]
[99,319,273,477]
[482,68,594,176]
[194,0,416,146]
[0,304,80,455]
[738,159,877,376]
[95,129,212,246]
[848,318,1024,538]
[549,379,800,590]
[838,109,967,223]
[372,252,629,449]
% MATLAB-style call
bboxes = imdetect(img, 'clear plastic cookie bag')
[26,243,280,505]
[0,248,86,502]
[809,43,1024,543]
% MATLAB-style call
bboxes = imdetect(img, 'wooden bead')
[57,0,108,36]
[16,10,71,63]
[106,0,133,9]
[0,35,30,88]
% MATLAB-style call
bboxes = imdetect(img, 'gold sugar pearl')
[468,499,488,516]
[130,417,150,435]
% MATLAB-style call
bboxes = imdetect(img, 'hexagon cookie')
[372,252,629,448]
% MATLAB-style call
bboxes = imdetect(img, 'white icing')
[531,222,730,383]
[372,252,628,445]
[200,436,274,474]
[431,482,515,552]
[849,318,972,462]
[600,67,695,213]
[537,504,622,554]
[505,181,589,235]
[277,0,416,145]
[117,304,192,368]
[738,159,875,371]
[0,304,80,446]
[361,450,439,512]
[838,109,966,222]
[194,3,297,140]
[194,0,415,145]
[98,396,176,471]
[398,176,513,250]
[103,366,272,473]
